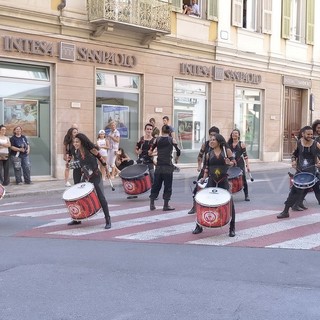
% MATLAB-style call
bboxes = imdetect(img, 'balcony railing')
[87,0,171,33]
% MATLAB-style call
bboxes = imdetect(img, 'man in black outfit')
[148,125,181,211]
[277,125,320,218]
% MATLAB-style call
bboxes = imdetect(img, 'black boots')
[192,224,203,234]
[150,198,156,211]
[163,199,175,211]
[67,220,81,226]
[229,225,235,237]
[188,201,196,214]
[105,217,111,229]
[244,192,250,201]
[277,210,289,219]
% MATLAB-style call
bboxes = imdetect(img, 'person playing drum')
[148,125,181,211]
[277,125,320,219]
[227,129,251,201]
[67,133,111,229]
[188,126,220,214]
[135,123,156,183]
[192,133,237,237]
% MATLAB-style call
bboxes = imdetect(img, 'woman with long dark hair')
[227,129,251,201]
[192,133,237,237]
[67,133,111,229]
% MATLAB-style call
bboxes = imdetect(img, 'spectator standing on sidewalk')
[10,126,32,185]
[0,124,11,186]
[107,121,120,179]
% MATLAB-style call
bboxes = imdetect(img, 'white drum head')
[195,187,231,207]
[62,182,94,201]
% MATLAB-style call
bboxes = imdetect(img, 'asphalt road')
[1,168,320,320]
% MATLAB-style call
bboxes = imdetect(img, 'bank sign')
[2,36,136,68]
[180,63,262,84]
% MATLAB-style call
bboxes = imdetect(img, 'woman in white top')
[96,129,110,179]
[107,121,120,179]
[0,125,11,186]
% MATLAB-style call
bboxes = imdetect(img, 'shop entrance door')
[283,87,302,159]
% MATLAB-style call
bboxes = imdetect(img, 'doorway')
[283,87,302,158]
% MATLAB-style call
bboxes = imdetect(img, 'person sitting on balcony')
[183,0,200,17]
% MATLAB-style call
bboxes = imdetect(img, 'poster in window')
[3,99,38,137]
[102,105,129,139]
[177,111,193,149]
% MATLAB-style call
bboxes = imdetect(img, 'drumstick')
[247,170,254,182]
[222,145,227,158]
[108,177,115,191]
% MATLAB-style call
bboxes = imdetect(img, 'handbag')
[0,152,9,160]
[11,156,21,169]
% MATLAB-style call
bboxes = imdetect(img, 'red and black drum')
[194,187,231,228]
[291,172,317,192]
[119,164,151,195]
[227,167,243,194]
[62,182,101,221]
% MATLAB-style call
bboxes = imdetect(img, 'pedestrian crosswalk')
[2,200,320,251]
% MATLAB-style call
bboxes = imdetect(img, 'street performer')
[192,133,237,237]
[135,123,156,183]
[277,125,320,219]
[148,125,181,211]
[227,129,251,201]
[188,126,220,214]
[67,133,111,229]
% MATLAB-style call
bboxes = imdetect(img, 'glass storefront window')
[173,80,208,163]
[96,70,140,160]
[0,62,51,176]
[234,88,262,159]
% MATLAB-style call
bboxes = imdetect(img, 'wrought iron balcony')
[87,0,171,34]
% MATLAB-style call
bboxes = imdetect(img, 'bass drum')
[119,164,151,195]
[62,182,101,220]
[195,187,231,228]
[227,167,243,194]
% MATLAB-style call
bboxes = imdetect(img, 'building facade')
[0,0,319,179]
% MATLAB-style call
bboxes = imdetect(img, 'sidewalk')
[2,161,291,199]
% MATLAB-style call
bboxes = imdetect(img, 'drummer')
[67,133,111,229]
[227,129,251,201]
[135,123,156,183]
[277,125,320,219]
[188,126,220,214]
[192,133,237,237]
[148,125,181,211]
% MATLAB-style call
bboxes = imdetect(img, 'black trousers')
[150,165,174,200]
[90,172,110,222]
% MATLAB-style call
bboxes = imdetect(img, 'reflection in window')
[174,80,207,163]
[234,88,262,159]
[96,71,139,89]
[0,62,49,81]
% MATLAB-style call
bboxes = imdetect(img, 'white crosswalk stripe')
[3,202,320,250]
[266,233,320,250]
[49,210,189,236]
[188,213,320,246]
[116,209,277,240]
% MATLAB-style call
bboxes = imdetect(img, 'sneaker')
[67,220,81,226]
[65,181,72,187]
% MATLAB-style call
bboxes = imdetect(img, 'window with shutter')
[232,0,243,27]
[306,0,315,45]
[207,0,218,21]
[262,0,272,34]
[171,0,182,12]
[281,0,291,39]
